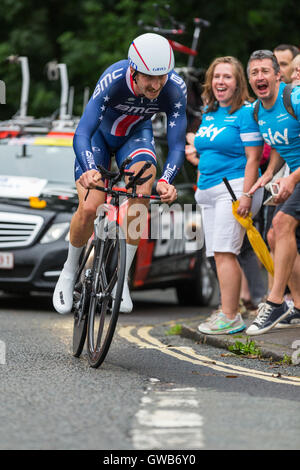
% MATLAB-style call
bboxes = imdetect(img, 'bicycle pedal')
[74,282,82,292]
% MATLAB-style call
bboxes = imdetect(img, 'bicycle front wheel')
[87,222,126,368]
[73,240,94,357]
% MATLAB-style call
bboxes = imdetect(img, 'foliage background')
[1,0,299,119]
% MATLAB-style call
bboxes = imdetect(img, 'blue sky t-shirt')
[256,82,300,173]
[194,103,263,190]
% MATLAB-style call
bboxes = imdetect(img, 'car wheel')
[176,251,217,306]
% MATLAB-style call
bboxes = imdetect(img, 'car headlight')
[40,222,70,244]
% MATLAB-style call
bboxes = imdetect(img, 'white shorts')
[195,178,264,257]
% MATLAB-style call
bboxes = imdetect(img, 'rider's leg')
[120,162,156,313]
[53,130,110,314]
[115,125,157,313]
[70,182,106,247]
[119,159,156,313]
[53,182,105,314]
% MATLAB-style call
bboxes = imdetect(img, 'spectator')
[262,45,299,298]
[246,49,300,335]
[273,44,300,84]
[187,56,264,335]
[291,54,300,85]
[185,137,266,313]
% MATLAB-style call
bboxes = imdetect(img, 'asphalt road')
[0,289,300,451]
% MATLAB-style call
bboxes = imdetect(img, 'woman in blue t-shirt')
[187,56,264,335]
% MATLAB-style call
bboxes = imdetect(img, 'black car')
[0,120,216,306]
[0,124,77,293]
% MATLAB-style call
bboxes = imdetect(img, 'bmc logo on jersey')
[263,128,289,146]
[170,73,187,98]
[114,104,160,114]
[93,68,123,99]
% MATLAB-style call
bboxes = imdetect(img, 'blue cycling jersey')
[194,103,263,189]
[255,82,300,173]
[73,59,187,183]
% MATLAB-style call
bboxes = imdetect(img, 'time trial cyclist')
[53,33,187,315]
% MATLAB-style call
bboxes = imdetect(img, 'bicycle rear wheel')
[72,240,94,357]
[87,222,126,368]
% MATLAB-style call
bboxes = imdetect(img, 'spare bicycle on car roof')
[138,4,210,132]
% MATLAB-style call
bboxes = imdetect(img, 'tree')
[0,0,299,119]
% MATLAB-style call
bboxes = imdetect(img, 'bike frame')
[72,159,161,366]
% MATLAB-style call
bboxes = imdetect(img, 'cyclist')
[53,33,187,314]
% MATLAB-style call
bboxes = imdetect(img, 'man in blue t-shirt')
[53,33,187,315]
[246,49,300,335]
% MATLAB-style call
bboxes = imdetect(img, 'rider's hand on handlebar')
[78,169,102,189]
[156,181,177,203]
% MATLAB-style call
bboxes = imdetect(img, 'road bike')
[138,4,210,68]
[72,157,161,368]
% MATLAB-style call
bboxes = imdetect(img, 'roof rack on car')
[46,61,70,121]
[7,56,31,120]
[45,61,82,133]
[0,56,35,135]
[0,57,81,137]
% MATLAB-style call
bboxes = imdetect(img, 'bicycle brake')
[96,164,119,180]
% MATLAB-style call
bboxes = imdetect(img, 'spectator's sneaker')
[246,301,291,336]
[204,306,222,322]
[198,312,246,335]
[283,295,294,310]
[53,269,76,314]
[275,307,300,329]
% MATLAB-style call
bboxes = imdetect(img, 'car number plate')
[0,252,14,269]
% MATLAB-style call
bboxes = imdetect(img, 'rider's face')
[132,70,168,99]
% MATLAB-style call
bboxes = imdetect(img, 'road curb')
[180,324,292,363]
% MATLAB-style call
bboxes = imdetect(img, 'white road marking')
[132,383,204,450]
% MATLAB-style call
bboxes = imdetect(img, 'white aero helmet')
[128,33,174,76]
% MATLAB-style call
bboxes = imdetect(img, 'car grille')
[0,265,34,278]
[0,211,44,248]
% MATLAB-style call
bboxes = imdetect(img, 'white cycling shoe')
[113,279,133,313]
[53,269,76,314]
[120,280,133,313]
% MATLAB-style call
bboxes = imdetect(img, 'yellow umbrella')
[223,178,274,276]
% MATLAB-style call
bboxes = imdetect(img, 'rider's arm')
[158,76,187,185]
[73,96,102,173]
[73,63,125,173]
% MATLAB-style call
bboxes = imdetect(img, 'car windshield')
[0,141,75,186]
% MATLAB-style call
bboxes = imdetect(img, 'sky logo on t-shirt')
[196,124,226,141]
[263,128,289,146]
